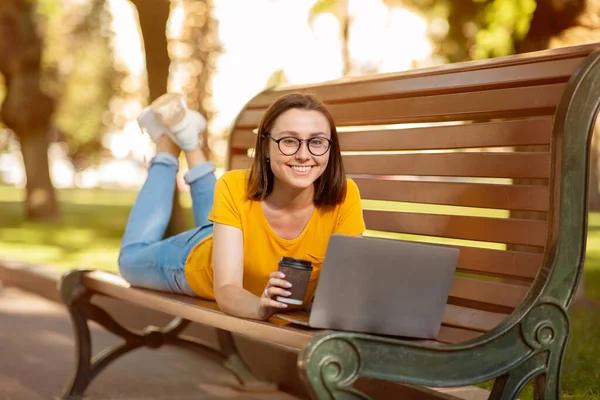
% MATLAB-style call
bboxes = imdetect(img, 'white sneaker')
[150,93,207,152]
[165,109,207,152]
[137,106,166,143]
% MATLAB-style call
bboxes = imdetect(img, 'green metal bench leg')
[489,352,547,400]
[489,301,569,400]
[56,270,276,399]
[532,325,568,400]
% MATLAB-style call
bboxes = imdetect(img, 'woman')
[118,92,365,321]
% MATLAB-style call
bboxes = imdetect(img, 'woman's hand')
[257,271,292,320]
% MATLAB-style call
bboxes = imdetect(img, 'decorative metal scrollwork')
[303,336,371,400]
[520,302,568,351]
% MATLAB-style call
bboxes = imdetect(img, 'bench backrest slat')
[230,152,550,179]
[343,152,550,179]
[450,277,528,310]
[237,84,565,128]
[230,117,552,151]
[245,53,589,108]
[352,179,549,212]
[363,210,547,247]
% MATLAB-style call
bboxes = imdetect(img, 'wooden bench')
[58,43,600,400]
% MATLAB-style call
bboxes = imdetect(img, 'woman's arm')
[213,222,289,320]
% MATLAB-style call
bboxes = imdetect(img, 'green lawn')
[0,185,598,399]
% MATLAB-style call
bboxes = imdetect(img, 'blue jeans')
[118,152,215,296]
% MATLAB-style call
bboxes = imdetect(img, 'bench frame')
[295,50,600,399]
[58,270,278,398]
[57,47,600,400]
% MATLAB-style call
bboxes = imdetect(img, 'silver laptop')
[307,234,459,339]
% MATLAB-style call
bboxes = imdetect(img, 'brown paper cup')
[276,257,312,305]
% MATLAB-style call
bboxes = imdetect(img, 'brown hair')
[246,92,346,207]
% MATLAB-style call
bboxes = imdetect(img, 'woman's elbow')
[214,284,238,315]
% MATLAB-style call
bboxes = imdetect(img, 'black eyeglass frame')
[266,134,332,156]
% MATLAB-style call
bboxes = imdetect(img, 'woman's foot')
[151,93,207,152]
[137,106,167,143]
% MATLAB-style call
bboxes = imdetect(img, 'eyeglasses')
[267,134,332,156]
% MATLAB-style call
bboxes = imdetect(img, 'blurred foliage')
[308,0,342,24]
[35,0,122,169]
[174,0,221,159]
[396,0,536,62]
[473,0,536,59]
[309,0,351,75]
[311,0,536,68]
[264,69,288,89]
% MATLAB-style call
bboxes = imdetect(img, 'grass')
[0,185,599,399]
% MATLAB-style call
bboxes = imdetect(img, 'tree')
[130,0,187,236]
[175,0,220,160]
[130,0,219,236]
[41,0,119,171]
[309,0,351,76]
[0,0,58,220]
[399,0,535,63]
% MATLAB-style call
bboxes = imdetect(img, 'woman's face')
[267,108,332,193]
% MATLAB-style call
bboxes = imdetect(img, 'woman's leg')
[119,148,216,296]
[120,152,178,249]
[119,136,197,295]
[183,147,217,228]
[118,231,199,296]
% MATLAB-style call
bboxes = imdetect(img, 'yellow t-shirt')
[184,169,366,304]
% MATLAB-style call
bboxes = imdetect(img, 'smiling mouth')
[289,165,313,173]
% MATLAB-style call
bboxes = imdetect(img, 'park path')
[0,286,301,400]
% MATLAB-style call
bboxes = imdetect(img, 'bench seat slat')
[274,309,493,344]
[364,210,547,247]
[343,152,550,179]
[237,84,565,128]
[83,271,316,349]
[83,271,495,347]
[354,178,549,211]
[230,117,553,151]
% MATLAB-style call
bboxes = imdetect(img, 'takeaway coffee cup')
[276,257,313,305]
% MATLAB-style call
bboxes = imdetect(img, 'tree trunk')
[0,0,59,220]
[339,0,351,76]
[177,0,220,160]
[131,0,187,237]
[19,127,58,219]
[514,0,586,54]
